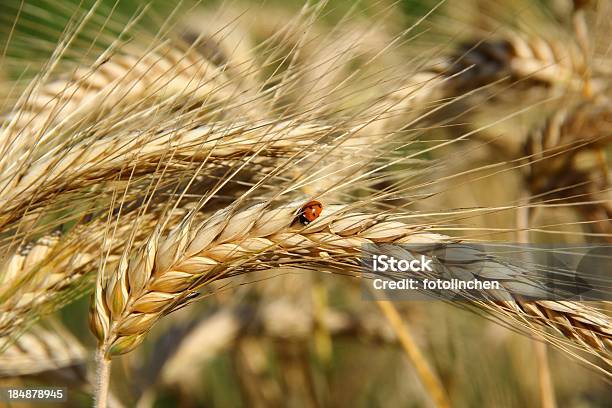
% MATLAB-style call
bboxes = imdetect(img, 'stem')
[516,196,556,408]
[376,300,451,408]
[94,346,112,408]
[535,340,557,408]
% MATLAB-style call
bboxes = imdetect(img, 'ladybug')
[298,200,323,225]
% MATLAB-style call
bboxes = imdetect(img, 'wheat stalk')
[523,99,611,238]
[0,197,208,343]
[0,31,283,232]
[89,200,433,355]
[0,206,182,342]
[0,119,330,230]
[0,42,249,167]
[0,228,102,342]
[432,32,594,93]
[90,199,611,364]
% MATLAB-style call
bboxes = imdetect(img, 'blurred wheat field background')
[0,0,610,407]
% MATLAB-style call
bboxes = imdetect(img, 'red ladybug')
[298,200,323,225]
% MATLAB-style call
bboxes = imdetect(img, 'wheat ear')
[0,43,246,166]
[0,228,101,341]
[0,120,329,230]
[90,200,434,355]
[0,204,198,342]
[433,32,593,92]
[523,99,611,238]
[0,320,85,378]
[90,200,611,364]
